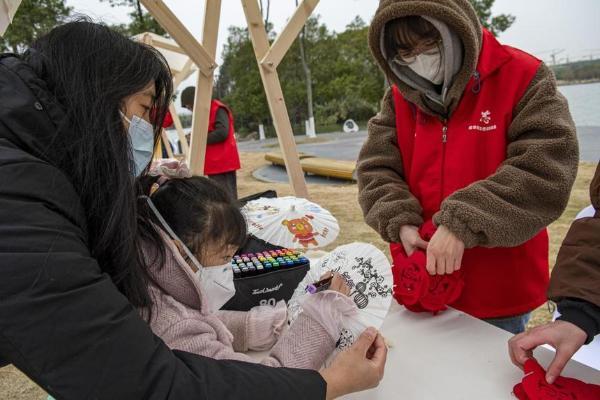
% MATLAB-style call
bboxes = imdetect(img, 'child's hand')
[399,225,429,256]
[321,272,351,296]
[426,225,464,275]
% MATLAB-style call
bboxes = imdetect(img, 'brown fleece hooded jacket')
[358,0,579,249]
[548,163,600,343]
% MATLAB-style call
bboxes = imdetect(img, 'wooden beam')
[261,0,319,69]
[135,34,196,78]
[169,103,189,157]
[140,32,152,45]
[153,137,164,160]
[173,59,195,88]
[242,0,309,198]
[169,60,194,159]
[140,0,216,76]
[147,37,189,56]
[187,0,222,176]
[161,130,175,158]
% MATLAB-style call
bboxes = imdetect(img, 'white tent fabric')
[132,32,197,77]
[0,0,22,36]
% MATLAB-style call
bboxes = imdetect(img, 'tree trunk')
[265,0,271,28]
[295,0,315,136]
[260,0,271,28]
[135,0,145,25]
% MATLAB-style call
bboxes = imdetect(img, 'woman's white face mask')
[400,48,445,85]
[120,111,154,177]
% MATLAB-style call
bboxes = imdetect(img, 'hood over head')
[369,0,483,116]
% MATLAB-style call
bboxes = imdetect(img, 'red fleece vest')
[390,29,549,318]
[204,99,241,175]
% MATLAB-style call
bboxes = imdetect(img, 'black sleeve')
[0,158,326,400]
[557,298,600,345]
[207,107,230,144]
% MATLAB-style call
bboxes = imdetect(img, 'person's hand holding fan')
[288,243,394,356]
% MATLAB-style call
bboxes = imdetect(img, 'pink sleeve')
[160,318,283,367]
[214,310,250,352]
[269,313,336,369]
[162,314,334,370]
[216,300,288,352]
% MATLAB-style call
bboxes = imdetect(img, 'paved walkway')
[242,126,599,184]
[239,126,598,161]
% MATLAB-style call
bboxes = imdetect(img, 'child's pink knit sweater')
[141,233,335,369]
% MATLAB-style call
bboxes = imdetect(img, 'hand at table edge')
[508,320,588,384]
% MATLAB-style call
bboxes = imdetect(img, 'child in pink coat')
[138,174,354,369]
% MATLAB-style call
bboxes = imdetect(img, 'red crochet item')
[150,108,174,129]
[161,109,174,128]
[392,221,465,314]
[393,250,428,306]
[513,359,600,400]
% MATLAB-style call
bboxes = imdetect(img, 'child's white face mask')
[194,264,236,313]
[141,195,236,313]
[399,48,445,85]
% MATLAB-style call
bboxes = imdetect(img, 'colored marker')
[231,248,309,276]
[233,267,242,279]
[306,274,334,294]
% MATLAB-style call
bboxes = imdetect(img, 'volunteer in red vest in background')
[357,0,579,333]
[181,86,241,198]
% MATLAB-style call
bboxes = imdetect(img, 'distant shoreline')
[557,78,600,87]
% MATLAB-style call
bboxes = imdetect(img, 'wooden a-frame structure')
[140,0,320,198]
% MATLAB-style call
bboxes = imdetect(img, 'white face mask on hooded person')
[401,48,445,85]
[141,195,236,313]
[120,111,155,177]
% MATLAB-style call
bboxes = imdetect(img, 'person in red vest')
[181,86,241,198]
[357,0,579,333]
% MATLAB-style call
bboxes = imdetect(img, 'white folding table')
[342,303,600,399]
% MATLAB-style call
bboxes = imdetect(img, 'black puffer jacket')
[0,54,325,399]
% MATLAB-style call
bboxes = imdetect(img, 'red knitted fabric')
[513,359,600,399]
[392,221,465,314]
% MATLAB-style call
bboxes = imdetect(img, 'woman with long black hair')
[0,20,386,399]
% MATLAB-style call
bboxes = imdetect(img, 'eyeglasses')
[395,40,442,62]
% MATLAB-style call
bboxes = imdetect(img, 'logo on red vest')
[468,110,497,132]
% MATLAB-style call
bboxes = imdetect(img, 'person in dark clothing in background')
[0,21,387,400]
[509,163,600,384]
[181,86,240,198]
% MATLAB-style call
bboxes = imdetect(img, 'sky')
[65,0,600,110]
[67,0,600,64]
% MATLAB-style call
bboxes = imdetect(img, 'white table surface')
[342,303,600,399]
